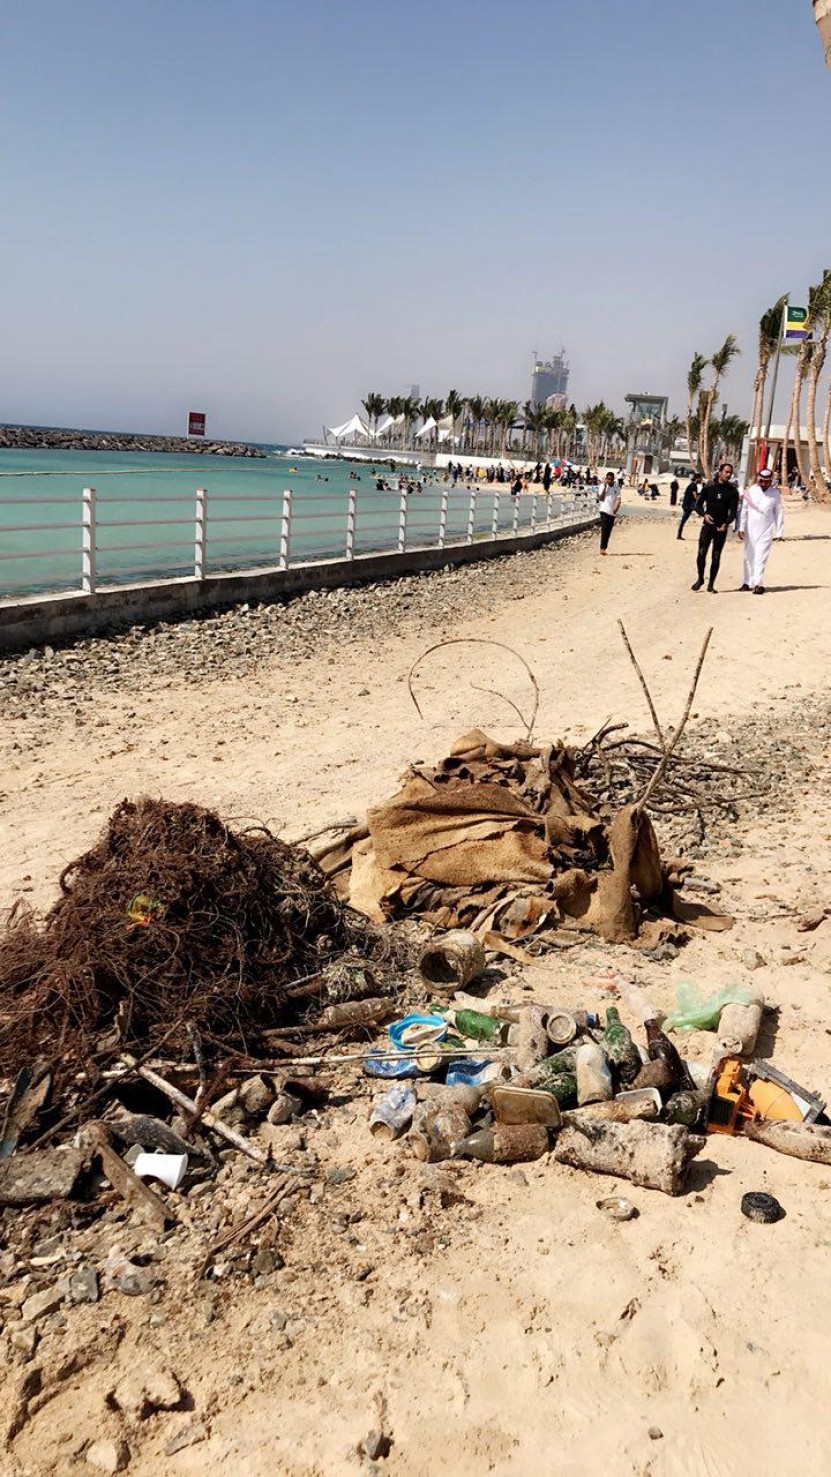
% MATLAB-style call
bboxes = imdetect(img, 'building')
[624,392,668,477]
[531,351,569,406]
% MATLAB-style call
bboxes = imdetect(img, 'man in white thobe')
[738,466,784,593]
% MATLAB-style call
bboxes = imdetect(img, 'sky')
[2,0,830,443]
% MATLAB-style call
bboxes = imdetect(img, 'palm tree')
[385,395,403,449]
[401,396,419,450]
[804,270,831,498]
[700,335,740,477]
[686,354,708,473]
[782,337,813,487]
[362,391,385,441]
[748,295,787,478]
[466,395,485,455]
[444,390,464,451]
[822,383,831,482]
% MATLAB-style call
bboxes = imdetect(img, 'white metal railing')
[0,483,592,599]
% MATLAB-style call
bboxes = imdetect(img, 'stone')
[325,1166,356,1185]
[10,1326,39,1359]
[743,949,766,971]
[362,1429,391,1460]
[85,1437,130,1472]
[65,1265,100,1305]
[0,1145,86,1206]
[648,1427,664,1441]
[100,1255,159,1298]
[110,1361,183,1421]
[797,907,827,932]
[238,1074,274,1116]
[251,1247,283,1275]
[164,1420,209,1456]
[20,1286,63,1326]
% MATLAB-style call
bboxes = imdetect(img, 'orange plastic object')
[748,1078,802,1122]
[707,1057,757,1135]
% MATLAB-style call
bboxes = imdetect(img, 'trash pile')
[0,797,383,1096]
[314,729,732,947]
[359,937,830,1204]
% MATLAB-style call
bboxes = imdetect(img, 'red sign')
[188,412,206,437]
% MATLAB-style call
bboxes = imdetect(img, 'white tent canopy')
[327,414,370,441]
[414,417,437,439]
[370,413,403,439]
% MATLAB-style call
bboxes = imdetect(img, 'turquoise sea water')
[0,447,559,598]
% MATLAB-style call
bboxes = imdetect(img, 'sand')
[2,501,831,1475]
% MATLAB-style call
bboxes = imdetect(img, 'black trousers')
[599,512,616,550]
[677,507,695,537]
[696,522,727,586]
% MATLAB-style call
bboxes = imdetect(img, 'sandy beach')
[2,501,831,1476]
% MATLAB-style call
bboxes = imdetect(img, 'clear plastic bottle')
[575,1041,613,1104]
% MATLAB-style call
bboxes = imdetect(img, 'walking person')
[677,475,700,538]
[738,466,784,593]
[597,470,621,555]
[691,462,739,593]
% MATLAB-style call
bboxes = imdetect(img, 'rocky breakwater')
[0,425,266,457]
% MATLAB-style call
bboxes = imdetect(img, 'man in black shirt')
[691,462,739,592]
[677,475,701,538]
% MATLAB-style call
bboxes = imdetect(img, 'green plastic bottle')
[454,1009,505,1043]
[603,1007,642,1086]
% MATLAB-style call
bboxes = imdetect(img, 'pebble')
[325,1167,357,1185]
[109,1361,182,1421]
[743,949,766,971]
[86,1438,130,1473]
[164,1420,209,1456]
[20,1286,62,1326]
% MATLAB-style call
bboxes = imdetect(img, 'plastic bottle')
[451,1123,549,1163]
[717,990,764,1056]
[603,1008,643,1086]
[615,980,663,1024]
[369,1084,417,1141]
[575,1041,614,1104]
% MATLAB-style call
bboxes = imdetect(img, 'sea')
[0,447,553,599]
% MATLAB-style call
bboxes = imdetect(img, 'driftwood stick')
[198,1173,297,1278]
[617,620,665,749]
[86,1123,173,1229]
[407,637,540,740]
[132,1062,267,1164]
[639,628,713,809]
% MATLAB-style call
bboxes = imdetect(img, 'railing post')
[279,488,293,570]
[512,490,521,536]
[345,486,357,560]
[194,487,207,579]
[466,486,476,543]
[530,493,538,534]
[437,487,448,548]
[398,488,408,552]
[82,486,97,594]
[546,491,553,527]
[491,490,500,537]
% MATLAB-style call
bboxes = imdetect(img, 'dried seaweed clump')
[0,798,376,1075]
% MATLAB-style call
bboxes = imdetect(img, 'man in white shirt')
[596,471,622,555]
[738,466,784,593]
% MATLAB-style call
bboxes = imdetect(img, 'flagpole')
[762,301,786,459]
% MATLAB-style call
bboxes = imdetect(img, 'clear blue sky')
[2,0,829,442]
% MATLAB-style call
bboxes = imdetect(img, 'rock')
[743,949,766,971]
[10,1326,39,1359]
[251,1247,283,1275]
[20,1286,63,1326]
[797,907,827,932]
[648,1426,663,1441]
[100,1255,159,1298]
[109,1361,183,1421]
[237,1075,274,1116]
[325,1166,356,1185]
[164,1420,209,1456]
[0,1145,86,1205]
[362,1429,391,1460]
[86,1437,131,1472]
[65,1265,100,1305]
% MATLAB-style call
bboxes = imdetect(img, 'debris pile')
[314,728,730,947]
[0,798,381,1090]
